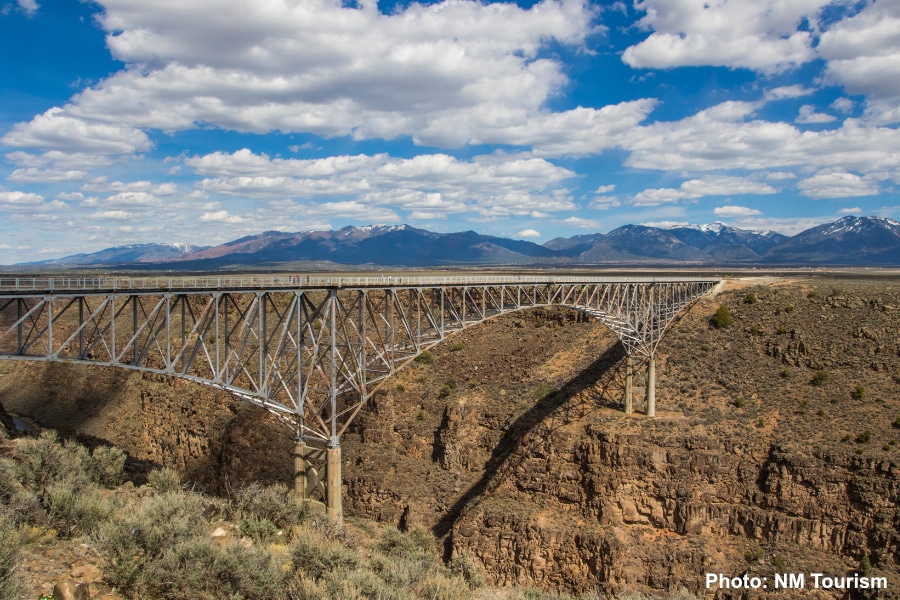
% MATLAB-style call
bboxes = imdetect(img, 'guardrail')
[0,274,720,293]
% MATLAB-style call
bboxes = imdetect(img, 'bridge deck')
[0,274,719,295]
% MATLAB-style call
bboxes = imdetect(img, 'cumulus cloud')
[516,229,541,237]
[17,0,38,16]
[621,101,900,173]
[797,170,880,199]
[562,216,601,229]
[2,107,152,155]
[186,149,576,219]
[796,104,836,124]
[622,0,831,74]
[630,175,776,206]
[837,206,862,214]
[28,0,596,150]
[713,205,763,217]
[818,1,900,124]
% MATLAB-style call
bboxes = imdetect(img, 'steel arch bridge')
[0,273,720,519]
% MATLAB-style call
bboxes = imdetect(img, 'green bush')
[744,292,758,304]
[852,385,866,400]
[856,430,872,444]
[449,552,484,589]
[780,368,793,379]
[450,342,465,352]
[414,351,434,364]
[143,538,284,600]
[0,511,26,600]
[95,491,208,592]
[231,482,308,535]
[811,371,829,386]
[13,431,92,492]
[88,445,127,487]
[147,466,182,494]
[291,526,360,581]
[711,305,732,328]
[45,480,112,538]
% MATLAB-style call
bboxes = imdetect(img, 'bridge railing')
[0,274,719,293]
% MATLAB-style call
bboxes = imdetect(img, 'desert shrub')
[893,416,900,428]
[376,524,435,558]
[0,457,19,504]
[240,515,280,545]
[45,480,112,537]
[232,482,308,535]
[291,526,360,581]
[142,538,283,600]
[733,398,744,409]
[450,342,465,352]
[0,511,26,600]
[439,380,458,398]
[852,385,866,400]
[856,430,872,444]
[780,368,792,379]
[711,305,732,328]
[95,491,208,592]
[811,371,829,386]
[449,551,484,589]
[13,431,91,492]
[860,555,872,577]
[776,325,788,335]
[414,351,434,364]
[744,292,758,304]
[87,445,127,487]
[147,466,182,494]
[396,384,406,392]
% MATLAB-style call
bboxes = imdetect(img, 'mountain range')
[11,216,900,269]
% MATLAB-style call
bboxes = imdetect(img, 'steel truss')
[0,276,718,517]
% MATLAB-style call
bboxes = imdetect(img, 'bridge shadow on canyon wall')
[433,341,629,554]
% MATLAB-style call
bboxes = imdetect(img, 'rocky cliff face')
[1,279,899,596]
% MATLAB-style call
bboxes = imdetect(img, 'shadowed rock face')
[1,279,899,595]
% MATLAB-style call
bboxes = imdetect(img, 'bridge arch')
[0,274,720,519]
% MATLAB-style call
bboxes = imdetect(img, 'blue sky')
[1,0,899,262]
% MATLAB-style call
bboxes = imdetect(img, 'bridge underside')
[0,278,717,520]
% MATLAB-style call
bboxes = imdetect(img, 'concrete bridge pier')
[623,355,656,416]
[294,440,342,521]
[326,443,342,523]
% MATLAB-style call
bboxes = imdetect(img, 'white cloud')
[630,175,776,206]
[516,229,541,237]
[30,0,595,151]
[0,190,44,206]
[81,178,178,195]
[187,149,576,219]
[562,216,601,229]
[641,220,689,229]
[713,205,763,217]
[8,168,87,182]
[198,210,246,224]
[796,104,836,124]
[831,98,854,114]
[621,102,900,174]
[764,85,814,101]
[589,196,621,210]
[818,1,900,124]
[594,184,616,193]
[622,0,831,74]
[837,206,862,214]
[17,0,38,16]
[797,170,880,199]
[2,107,152,155]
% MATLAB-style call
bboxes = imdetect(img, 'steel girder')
[0,280,716,445]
